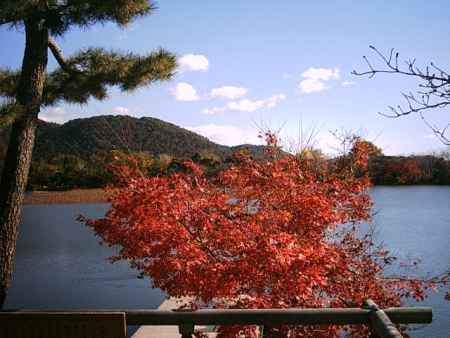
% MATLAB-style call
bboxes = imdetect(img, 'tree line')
[369,153,450,185]
[9,145,449,191]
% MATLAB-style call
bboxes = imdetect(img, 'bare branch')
[353,46,449,82]
[354,46,450,145]
[420,113,450,146]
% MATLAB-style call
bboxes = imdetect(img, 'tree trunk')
[0,17,48,308]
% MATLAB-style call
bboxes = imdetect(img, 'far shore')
[24,189,108,205]
[23,184,449,205]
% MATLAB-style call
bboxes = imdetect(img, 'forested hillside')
[0,115,266,190]
[32,115,228,161]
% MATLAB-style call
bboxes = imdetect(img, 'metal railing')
[1,299,432,338]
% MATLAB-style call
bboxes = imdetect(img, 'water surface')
[370,186,450,338]
[4,203,165,337]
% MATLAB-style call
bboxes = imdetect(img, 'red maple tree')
[384,159,423,184]
[81,132,448,337]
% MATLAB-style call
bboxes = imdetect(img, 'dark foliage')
[1,0,155,35]
[369,155,450,185]
[31,115,228,161]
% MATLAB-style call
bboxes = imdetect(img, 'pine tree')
[0,0,177,307]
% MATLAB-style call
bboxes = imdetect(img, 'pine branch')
[0,14,20,25]
[57,0,157,29]
[0,69,20,99]
[1,1,157,35]
[1,2,177,108]
[0,101,23,127]
[43,47,177,106]
[1,47,177,108]
[48,36,80,75]
[0,0,33,26]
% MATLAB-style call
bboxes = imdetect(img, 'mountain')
[1,115,271,163]
[31,115,229,161]
[0,115,271,190]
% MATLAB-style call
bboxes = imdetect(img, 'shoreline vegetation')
[24,184,450,205]
[24,189,108,205]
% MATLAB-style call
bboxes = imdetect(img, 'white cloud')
[302,67,340,81]
[227,99,265,112]
[228,94,286,112]
[342,80,356,86]
[299,67,340,93]
[265,94,287,108]
[210,86,248,99]
[201,94,286,114]
[178,54,209,72]
[171,82,200,101]
[186,124,261,146]
[40,107,66,124]
[112,106,130,114]
[299,79,327,93]
[202,106,227,115]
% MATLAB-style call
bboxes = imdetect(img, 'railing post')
[364,299,403,338]
[179,323,194,338]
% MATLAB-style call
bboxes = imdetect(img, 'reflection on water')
[4,186,450,337]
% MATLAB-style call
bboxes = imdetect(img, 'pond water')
[4,186,450,337]
[369,186,450,338]
[3,203,165,337]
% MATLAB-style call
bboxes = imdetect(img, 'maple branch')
[383,270,450,287]
[180,217,220,263]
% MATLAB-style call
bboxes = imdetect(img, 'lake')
[369,186,450,338]
[4,186,450,337]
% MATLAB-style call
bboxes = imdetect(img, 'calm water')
[3,203,165,337]
[4,186,450,337]
[370,186,450,338]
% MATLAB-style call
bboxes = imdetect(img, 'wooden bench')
[0,311,127,338]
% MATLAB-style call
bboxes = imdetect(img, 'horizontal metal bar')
[127,308,371,326]
[1,307,432,326]
[384,307,432,324]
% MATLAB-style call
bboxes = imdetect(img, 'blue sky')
[1,0,450,155]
